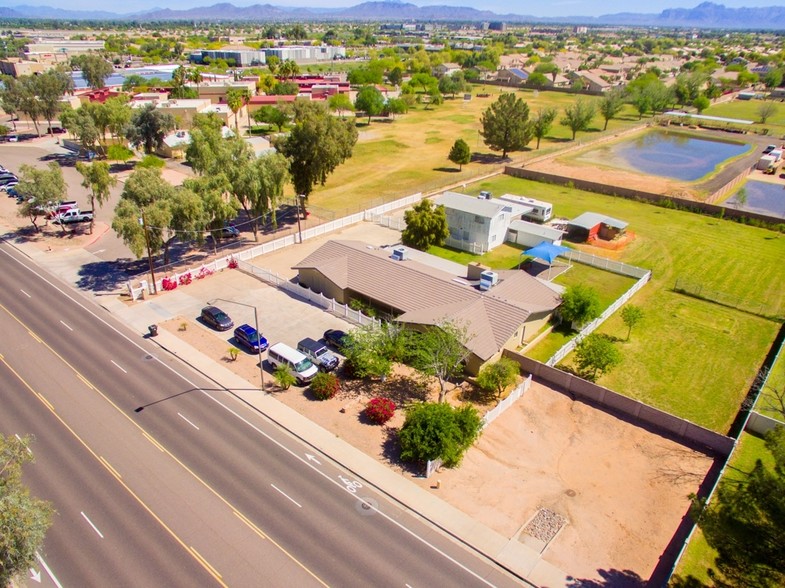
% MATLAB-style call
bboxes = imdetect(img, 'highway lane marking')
[189,547,222,580]
[0,356,228,587]
[59,320,73,331]
[199,391,499,587]
[142,431,165,452]
[111,360,127,373]
[0,251,492,586]
[15,433,33,454]
[233,510,268,540]
[98,456,123,481]
[270,484,302,508]
[20,289,31,298]
[35,552,63,588]
[178,412,200,430]
[28,330,43,343]
[77,373,95,390]
[81,511,104,538]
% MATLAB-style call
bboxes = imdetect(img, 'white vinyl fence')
[238,261,381,328]
[128,192,424,300]
[546,269,652,367]
[481,375,532,429]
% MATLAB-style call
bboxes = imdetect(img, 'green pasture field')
[703,99,785,138]
[473,176,785,432]
[755,346,785,421]
[306,87,645,213]
[674,431,775,582]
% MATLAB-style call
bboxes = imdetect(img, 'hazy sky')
[4,0,785,18]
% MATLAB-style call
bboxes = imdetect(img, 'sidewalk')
[12,236,571,586]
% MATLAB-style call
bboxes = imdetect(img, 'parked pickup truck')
[53,208,93,224]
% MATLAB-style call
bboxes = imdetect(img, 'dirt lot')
[163,312,714,583]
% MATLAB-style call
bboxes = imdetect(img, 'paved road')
[0,241,521,586]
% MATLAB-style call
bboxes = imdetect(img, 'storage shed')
[568,212,628,242]
[507,220,564,247]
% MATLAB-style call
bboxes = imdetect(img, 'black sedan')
[323,329,348,349]
[200,306,234,331]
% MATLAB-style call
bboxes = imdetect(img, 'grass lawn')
[475,176,785,432]
[305,87,645,213]
[703,99,785,138]
[427,242,527,269]
[674,431,775,582]
[755,346,785,421]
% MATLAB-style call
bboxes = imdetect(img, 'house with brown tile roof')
[292,240,562,374]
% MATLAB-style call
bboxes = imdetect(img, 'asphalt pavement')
[0,132,569,586]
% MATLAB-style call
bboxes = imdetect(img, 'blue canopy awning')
[524,241,570,264]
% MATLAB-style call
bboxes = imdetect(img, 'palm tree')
[226,88,250,136]
[187,67,203,93]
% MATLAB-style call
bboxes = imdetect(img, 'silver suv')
[297,338,339,372]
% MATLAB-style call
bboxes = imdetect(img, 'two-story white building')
[435,191,530,254]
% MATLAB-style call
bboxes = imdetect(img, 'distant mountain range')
[2,1,785,29]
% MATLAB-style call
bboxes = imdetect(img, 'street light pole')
[140,209,157,295]
[209,298,266,391]
[295,194,304,244]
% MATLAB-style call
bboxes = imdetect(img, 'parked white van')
[268,342,318,385]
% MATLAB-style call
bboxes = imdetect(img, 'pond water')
[574,130,750,182]
[726,179,785,218]
[71,65,177,89]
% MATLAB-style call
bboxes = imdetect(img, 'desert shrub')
[311,372,340,400]
[399,402,482,467]
[365,397,396,424]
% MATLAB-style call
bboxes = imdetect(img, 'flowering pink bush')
[178,272,192,286]
[365,397,396,424]
[227,257,239,269]
[161,276,177,291]
[196,266,214,280]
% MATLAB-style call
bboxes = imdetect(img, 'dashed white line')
[59,320,73,331]
[36,552,63,588]
[271,484,302,508]
[80,512,104,538]
[111,360,127,373]
[14,433,33,454]
[20,289,31,298]
[177,412,200,430]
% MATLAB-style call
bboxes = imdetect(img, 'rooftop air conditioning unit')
[479,270,498,291]
[391,246,407,261]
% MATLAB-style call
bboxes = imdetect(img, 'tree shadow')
[380,425,422,476]
[433,166,460,173]
[76,259,132,292]
[39,152,80,167]
[470,152,509,164]
[566,568,645,587]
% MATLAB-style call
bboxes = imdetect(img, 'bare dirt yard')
[163,316,715,583]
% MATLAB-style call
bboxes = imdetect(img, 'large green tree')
[275,101,357,200]
[354,85,385,124]
[76,160,116,234]
[480,93,533,158]
[401,198,449,251]
[476,357,519,400]
[71,54,113,90]
[126,103,175,154]
[226,88,250,136]
[574,333,622,381]
[448,138,471,171]
[531,107,557,150]
[598,87,625,130]
[559,284,601,328]
[689,426,785,587]
[0,434,54,588]
[34,69,73,135]
[112,168,174,263]
[560,98,597,140]
[399,402,482,467]
[327,93,355,118]
[409,321,469,403]
[252,104,290,132]
[16,163,68,233]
